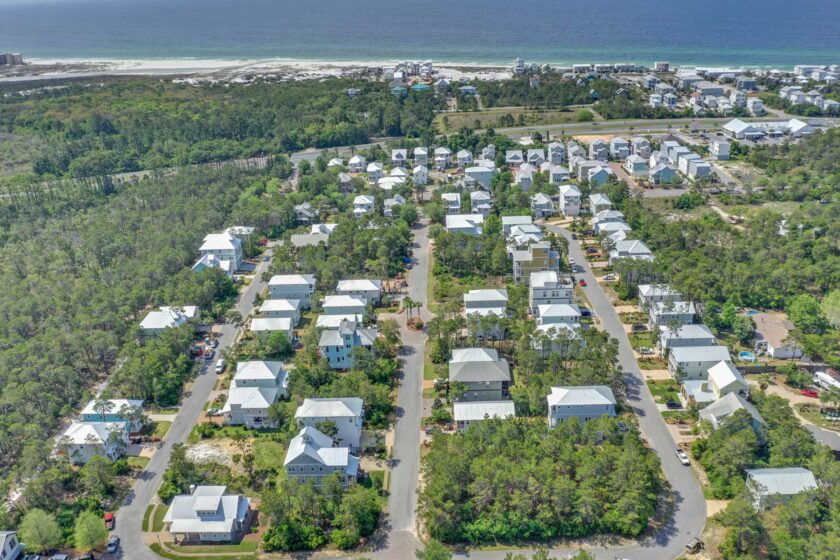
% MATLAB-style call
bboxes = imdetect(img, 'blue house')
[318,320,379,369]
[81,398,145,432]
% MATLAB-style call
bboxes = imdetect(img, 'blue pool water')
[739,351,756,362]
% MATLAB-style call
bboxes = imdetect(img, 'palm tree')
[403,296,416,318]
[757,373,773,393]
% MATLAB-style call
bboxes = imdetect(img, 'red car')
[579,279,587,287]
[800,389,819,398]
[104,512,115,530]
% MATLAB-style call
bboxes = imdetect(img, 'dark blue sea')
[1,0,839,68]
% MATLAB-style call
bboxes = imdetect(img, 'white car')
[676,449,691,466]
[214,358,226,374]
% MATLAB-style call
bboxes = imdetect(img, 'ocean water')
[1,0,839,68]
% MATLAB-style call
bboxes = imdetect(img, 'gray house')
[746,468,817,510]
[284,426,359,487]
[449,348,511,401]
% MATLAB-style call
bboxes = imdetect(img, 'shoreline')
[0,56,813,84]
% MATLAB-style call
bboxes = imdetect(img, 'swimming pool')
[745,309,759,316]
[739,351,756,362]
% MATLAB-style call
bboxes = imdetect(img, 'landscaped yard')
[251,439,287,474]
[150,503,167,532]
[647,379,681,405]
[637,356,668,370]
[150,420,172,438]
[796,404,840,432]
[127,456,151,470]
[628,331,656,350]
[164,541,258,554]
[619,312,648,325]
[149,542,254,560]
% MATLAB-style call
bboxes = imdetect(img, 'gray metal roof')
[746,467,817,496]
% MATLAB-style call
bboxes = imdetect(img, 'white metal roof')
[295,397,364,419]
[249,317,292,332]
[746,467,817,496]
[547,386,616,407]
[670,345,732,363]
[268,274,315,287]
[454,401,516,422]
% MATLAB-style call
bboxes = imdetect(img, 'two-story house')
[454,401,516,432]
[336,279,383,305]
[649,300,696,329]
[547,386,616,427]
[223,361,288,428]
[558,184,581,216]
[353,195,375,218]
[284,427,359,487]
[163,486,251,543]
[470,190,492,216]
[588,193,612,215]
[199,231,243,272]
[268,274,316,308]
[318,320,378,369]
[531,192,555,218]
[637,284,681,311]
[61,421,129,465]
[259,299,301,325]
[668,345,733,380]
[441,192,462,214]
[140,305,199,335]
[295,397,364,449]
[529,270,573,314]
[449,348,511,401]
[80,398,145,432]
[0,532,21,560]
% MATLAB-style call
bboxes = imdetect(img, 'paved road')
[372,218,431,560]
[118,249,274,560]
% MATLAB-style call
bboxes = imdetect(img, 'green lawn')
[251,439,287,471]
[149,543,254,560]
[637,356,668,370]
[619,311,648,325]
[189,424,277,443]
[151,421,172,438]
[152,503,167,532]
[142,504,155,532]
[647,379,681,404]
[164,541,258,554]
[628,331,656,349]
[127,456,150,470]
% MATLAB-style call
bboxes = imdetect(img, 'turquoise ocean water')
[1,0,839,68]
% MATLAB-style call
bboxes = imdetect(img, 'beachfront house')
[295,397,364,450]
[449,348,511,402]
[547,386,616,427]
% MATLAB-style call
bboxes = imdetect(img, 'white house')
[505,150,524,166]
[609,137,630,159]
[464,289,508,319]
[353,195,375,218]
[456,149,473,167]
[710,139,731,160]
[465,166,495,189]
[548,142,565,164]
[414,147,428,166]
[318,320,378,369]
[609,239,654,264]
[284,427,359,487]
[295,397,364,450]
[249,317,294,341]
[454,401,516,432]
[547,386,616,427]
[411,165,428,187]
[366,162,383,184]
[384,194,405,217]
[538,304,581,326]
[61,421,129,465]
[548,165,571,184]
[668,345,733,380]
[336,279,382,305]
[223,361,288,428]
[268,274,316,308]
[470,190,492,216]
[699,392,765,430]
[529,271,573,313]
[589,193,612,215]
[163,486,251,543]
[348,155,366,172]
[192,253,234,278]
[259,299,301,325]
[558,184,581,216]
[649,301,696,329]
[449,348,511,401]
[515,163,536,190]
[0,532,21,560]
[80,399,145,432]
[441,192,462,214]
[593,209,625,234]
[434,147,451,170]
[199,231,243,272]
[658,324,716,351]
[527,149,546,165]
[445,214,484,236]
[391,149,408,167]
[501,215,533,236]
[707,360,749,400]
[140,305,199,334]
[638,284,681,310]
[531,192,555,218]
[322,294,368,316]
[746,468,817,511]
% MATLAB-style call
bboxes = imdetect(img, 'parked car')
[676,449,691,466]
[570,233,577,239]
[106,536,120,554]
[204,337,218,348]
[631,323,648,332]
[204,348,215,361]
[580,308,591,317]
[214,359,226,374]
[685,537,703,553]
[49,556,70,560]
[603,274,616,281]
[579,279,587,287]
[800,389,819,398]
[103,511,115,530]
[262,255,270,262]
[666,400,681,410]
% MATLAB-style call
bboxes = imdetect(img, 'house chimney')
[189,484,196,494]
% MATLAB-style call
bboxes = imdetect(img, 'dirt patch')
[187,440,246,468]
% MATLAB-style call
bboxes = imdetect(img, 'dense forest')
[0,77,441,178]
[419,418,661,544]
[0,166,267,483]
